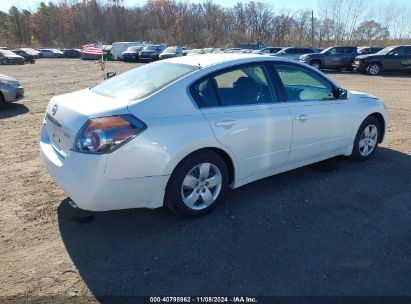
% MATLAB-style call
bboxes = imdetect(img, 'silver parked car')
[272,47,316,60]
[0,74,24,109]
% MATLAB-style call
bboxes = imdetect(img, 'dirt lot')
[0,59,410,301]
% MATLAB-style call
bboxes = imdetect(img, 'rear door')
[191,63,292,180]
[384,47,408,70]
[400,47,411,70]
[272,62,355,163]
[341,47,357,67]
[323,47,344,68]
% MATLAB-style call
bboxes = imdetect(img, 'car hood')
[355,54,384,60]
[0,74,17,81]
[349,90,378,100]
[4,54,23,59]
[301,53,321,58]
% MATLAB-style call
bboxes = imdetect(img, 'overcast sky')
[0,0,410,13]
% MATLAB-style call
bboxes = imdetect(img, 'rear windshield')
[125,46,141,52]
[91,62,196,100]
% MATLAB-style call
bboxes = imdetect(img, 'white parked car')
[40,54,388,217]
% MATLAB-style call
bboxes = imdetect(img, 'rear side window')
[190,64,277,108]
[344,47,356,53]
[190,78,220,108]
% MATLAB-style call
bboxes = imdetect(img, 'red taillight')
[74,115,146,154]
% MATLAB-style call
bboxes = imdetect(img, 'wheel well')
[310,59,322,66]
[0,91,4,103]
[368,61,382,68]
[181,148,235,185]
[368,113,385,143]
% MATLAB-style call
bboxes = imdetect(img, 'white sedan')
[40,54,388,217]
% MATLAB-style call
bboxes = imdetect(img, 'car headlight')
[0,80,19,86]
[73,114,146,154]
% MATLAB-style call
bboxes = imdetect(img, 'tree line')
[0,0,410,49]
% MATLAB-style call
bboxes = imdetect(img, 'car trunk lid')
[45,88,130,157]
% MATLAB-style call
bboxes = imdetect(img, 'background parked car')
[63,49,81,58]
[12,49,36,63]
[0,74,24,109]
[358,47,383,55]
[0,50,25,65]
[138,44,165,62]
[186,49,205,56]
[120,46,143,62]
[258,47,284,54]
[159,46,183,59]
[39,49,64,58]
[272,47,315,60]
[353,45,411,75]
[299,46,358,70]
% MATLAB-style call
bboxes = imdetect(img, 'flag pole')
[101,42,105,80]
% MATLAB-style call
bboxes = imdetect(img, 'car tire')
[310,60,322,70]
[165,150,229,218]
[366,63,381,76]
[351,116,381,161]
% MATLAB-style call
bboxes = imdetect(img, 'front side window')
[274,64,335,101]
[191,64,277,108]
[91,62,196,100]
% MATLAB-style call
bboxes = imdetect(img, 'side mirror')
[106,72,116,79]
[334,88,348,99]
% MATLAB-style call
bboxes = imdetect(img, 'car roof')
[166,53,287,68]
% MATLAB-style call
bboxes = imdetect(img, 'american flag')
[81,43,103,55]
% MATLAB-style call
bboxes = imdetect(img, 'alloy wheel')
[181,163,222,210]
[368,64,380,75]
[359,124,378,157]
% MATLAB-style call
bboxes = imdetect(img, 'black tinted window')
[190,78,220,108]
[404,47,411,55]
[213,65,276,106]
[344,47,356,53]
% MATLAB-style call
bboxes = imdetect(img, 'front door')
[272,62,355,163]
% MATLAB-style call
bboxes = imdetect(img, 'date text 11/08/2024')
[149,296,258,303]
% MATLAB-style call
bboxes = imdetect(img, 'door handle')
[295,114,308,121]
[215,119,236,129]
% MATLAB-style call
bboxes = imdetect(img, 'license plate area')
[45,113,63,151]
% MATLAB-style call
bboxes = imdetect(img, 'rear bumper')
[40,125,168,211]
[2,85,24,102]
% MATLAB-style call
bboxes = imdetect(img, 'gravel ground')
[0,59,410,301]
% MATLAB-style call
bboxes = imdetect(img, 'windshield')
[0,50,17,56]
[163,47,177,54]
[320,47,333,54]
[91,62,196,100]
[376,46,396,55]
[125,46,141,52]
[143,45,159,51]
